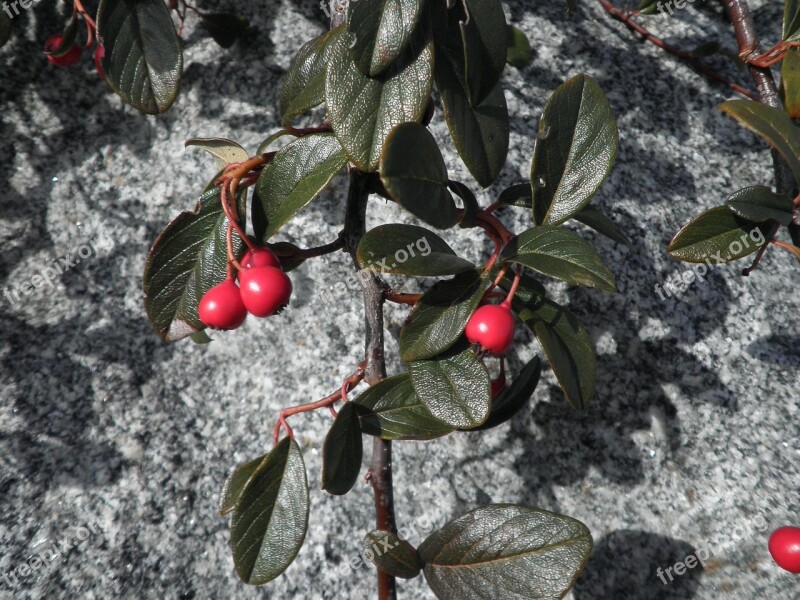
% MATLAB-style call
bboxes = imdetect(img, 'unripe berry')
[769,526,800,573]
[45,35,83,67]
[465,302,515,355]
[242,247,281,270]
[198,279,247,330]
[238,266,292,317]
[94,45,106,79]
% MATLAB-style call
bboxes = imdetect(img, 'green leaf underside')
[364,530,423,579]
[668,206,770,263]
[96,0,183,114]
[354,374,453,440]
[469,356,541,431]
[419,504,593,600]
[322,402,363,496]
[220,454,267,516]
[498,183,532,208]
[185,138,249,170]
[782,49,800,120]
[230,438,309,585]
[516,296,596,410]
[380,123,458,229]
[725,186,794,225]
[143,187,246,342]
[326,24,433,171]
[572,206,630,245]
[501,226,616,292]
[255,133,347,240]
[357,223,474,276]
[506,26,534,69]
[532,74,618,226]
[720,99,800,186]
[399,270,492,362]
[280,26,344,125]
[448,180,480,228]
[347,0,425,77]
[408,344,491,429]
[460,0,508,106]
[785,0,800,42]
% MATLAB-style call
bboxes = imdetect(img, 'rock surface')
[1,0,798,599]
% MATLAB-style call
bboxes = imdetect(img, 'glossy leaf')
[280,26,343,125]
[326,26,433,171]
[0,11,10,48]
[725,186,794,226]
[257,130,291,155]
[501,226,616,292]
[785,0,800,42]
[357,224,473,276]
[468,356,541,431]
[419,504,592,599]
[255,134,347,240]
[408,344,491,429]
[782,48,800,120]
[96,0,183,114]
[447,180,480,228]
[364,530,423,579]
[200,12,248,48]
[506,26,534,69]
[322,402,363,496]
[230,438,309,585]
[399,270,492,362]
[668,206,770,263]
[190,330,212,344]
[638,0,661,15]
[532,74,618,226]
[185,138,249,170]
[498,183,532,208]
[354,374,453,440]
[347,0,425,76]
[219,454,267,516]
[460,0,508,105]
[573,205,630,245]
[720,99,800,185]
[516,296,595,410]
[143,187,246,341]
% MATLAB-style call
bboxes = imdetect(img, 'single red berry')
[45,35,83,67]
[242,248,281,270]
[94,45,106,80]
[238,266,292,317]
[769,526,800,573]
[198,279,247,330]
[491,373,507,398]
[465,302,515,355]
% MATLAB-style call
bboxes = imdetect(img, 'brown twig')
[384,289,422,305]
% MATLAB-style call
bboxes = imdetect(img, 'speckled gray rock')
[1,1,798,599]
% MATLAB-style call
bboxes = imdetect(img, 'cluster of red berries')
[198,248,292,331]
[769,526,800,574]
[466,300,516,356]
[45,34,105,79]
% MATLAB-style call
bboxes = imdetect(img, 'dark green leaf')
[0,12,10,48]
[498,183,532,208]
[280,26,343,125]
[255,134,347,241]
[347,0,425,76]
[408,343,491,429]
[143,187,246,341]
[467,356,541,431]
[257,130,291,155]
[322,402,363,496]
[501,226,616,292]
[497,270,547,303]
[200,12,248,49]
[354,374,453,440]
[96,0,183,114]
[326,25,433,171]
[230,438,309,585]
[357,223,474,276]
[190,330,212,344]
[573,205,630,245]
[668,206,770,263]
[506,25,533,69]
[268,241,307,273]
[380,123,457,229]
[725,186,794,225]
[516,296,595,410]
[185,138,249,170]
[782,48,800,120]
[219,454,267,516]
[45,11,79,58]
[638,0,662,15]
[785,0,800,42]
[720,99,800,185]
[419,504,592,599]
[447,180,480,228]
[460,0,508,105]
[399,270,491,362]
[532,74,619,225]
[364,530,423,579]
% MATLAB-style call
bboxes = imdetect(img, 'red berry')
[491,373,507,397]
[94,45,106,80]
[198,280,247,330]
[242,248,281,270]
[238,266,292,317]
[769,526,800,573]
[465,302,515,355]
[45,35,83,67]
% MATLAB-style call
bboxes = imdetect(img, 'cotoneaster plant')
[140,2,625,597]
